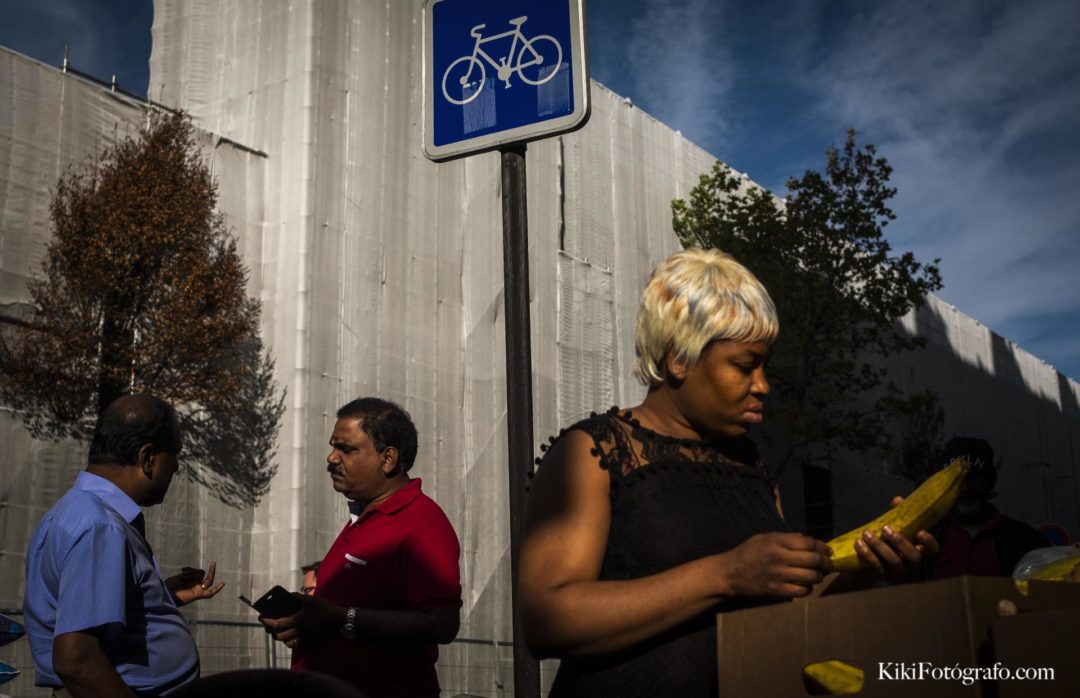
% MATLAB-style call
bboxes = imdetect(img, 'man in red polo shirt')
[262,397,461,697]
[929,437,1048,579]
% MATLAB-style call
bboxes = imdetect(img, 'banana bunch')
[827,458,970,572]
[803,660,865,695]
[1025,554,1080,582]
[1014,553,1080,595]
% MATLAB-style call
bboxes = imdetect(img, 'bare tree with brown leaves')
[0,111,284,507]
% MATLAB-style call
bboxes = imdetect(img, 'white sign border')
[422,0,591,162]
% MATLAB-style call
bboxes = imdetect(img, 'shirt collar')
[948,503,1003,537]
[348,478,423,524]
[978,505,1004,534]
[74,471,143,524]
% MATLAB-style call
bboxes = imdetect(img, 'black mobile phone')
[239,585,303,619]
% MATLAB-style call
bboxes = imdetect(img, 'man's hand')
[260,594,345,651]
[855,496,941,582]
[166,561,225,607]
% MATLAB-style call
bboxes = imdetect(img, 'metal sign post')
[424,2,589,696]
[499,142,538,698]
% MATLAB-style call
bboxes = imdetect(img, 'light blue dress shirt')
[24,472,199,695]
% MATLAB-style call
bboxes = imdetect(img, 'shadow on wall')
[898,300,1080,538]
[1060,371,1080,423]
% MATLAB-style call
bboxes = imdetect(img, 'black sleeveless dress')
[543,408,789,698]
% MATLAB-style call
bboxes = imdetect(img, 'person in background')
[261,397,461,698]
[24,395,224,697]
[300,561,321,596]
[929,437,1049,579]
[519,248,935,697]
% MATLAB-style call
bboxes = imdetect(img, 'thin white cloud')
[620,0,735,151]
[797,0,1080,374]
[28,0,83,24]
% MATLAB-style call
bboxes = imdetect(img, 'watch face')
[341,608,358,639]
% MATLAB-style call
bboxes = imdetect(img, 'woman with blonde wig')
[520,248,935,697]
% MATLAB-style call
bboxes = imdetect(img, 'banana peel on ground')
[827,458,970,572]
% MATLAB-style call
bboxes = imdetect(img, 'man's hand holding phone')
[239,585,303,619]
[256,593,347,651]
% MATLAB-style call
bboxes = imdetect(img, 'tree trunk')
[97,309,131,414]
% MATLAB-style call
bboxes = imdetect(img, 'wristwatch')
[341,607,358,640]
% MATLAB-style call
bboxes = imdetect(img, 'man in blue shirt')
[24,394,225,697]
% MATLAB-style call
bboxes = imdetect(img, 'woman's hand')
[720,532,834,598]
[854,496,941,582]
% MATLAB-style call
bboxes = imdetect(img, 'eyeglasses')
[300,586,316,595]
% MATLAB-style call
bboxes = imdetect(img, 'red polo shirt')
[930,508,1047,579]
[293,478,461,697]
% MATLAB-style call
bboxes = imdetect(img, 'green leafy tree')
[672,130,943,480]
[0,111,283,507]
[888,388,946,484]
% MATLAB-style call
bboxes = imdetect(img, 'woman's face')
[672,339,771,438]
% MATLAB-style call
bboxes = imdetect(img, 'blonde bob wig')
[632,248,778,387]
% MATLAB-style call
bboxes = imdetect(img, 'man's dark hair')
[88,394,181,466]
[337,397,418,472]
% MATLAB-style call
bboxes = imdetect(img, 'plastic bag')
[0,659,18,686]
[1012,545,1080,580]
[0,614,22,648]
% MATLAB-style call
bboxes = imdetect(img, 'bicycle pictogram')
[441,16,563,105]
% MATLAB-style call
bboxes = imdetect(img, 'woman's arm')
[519,430,832,658]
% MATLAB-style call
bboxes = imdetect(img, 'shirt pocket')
[332,550,396,599]
[342,552,368,569]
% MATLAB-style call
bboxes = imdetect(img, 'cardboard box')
[993,606,1080,698]
[716,576,1080,697]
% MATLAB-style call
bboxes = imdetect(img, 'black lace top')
[543,408,789,698]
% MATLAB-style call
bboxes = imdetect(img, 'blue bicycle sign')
[441,17,563,105]
[423,0,590,161]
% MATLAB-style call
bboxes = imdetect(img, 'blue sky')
[2,0,1078,381]
[586,0,1080,383]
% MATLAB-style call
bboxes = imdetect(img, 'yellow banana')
[803,660,865,695]
[1015,554,1080,595]
[1026,554,1080,581]
[827,458,970,571]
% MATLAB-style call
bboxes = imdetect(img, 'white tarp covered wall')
[780,294,1080,543]
[147,1,712,693]
[1,0,1078,693]
[0,47,274,695]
